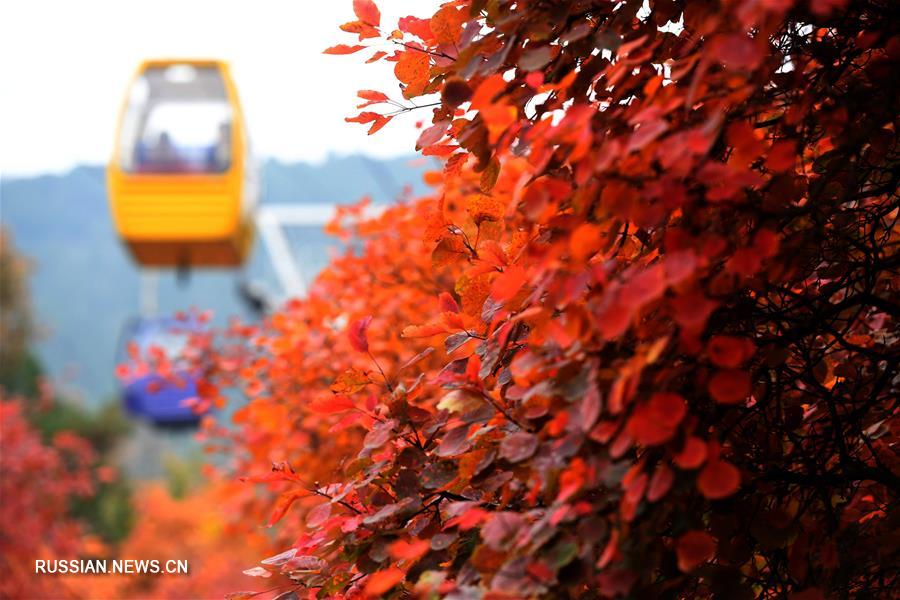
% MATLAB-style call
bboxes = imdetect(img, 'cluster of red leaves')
[0,395,272,600]
[198,0,898,597]
[0,398,96,599]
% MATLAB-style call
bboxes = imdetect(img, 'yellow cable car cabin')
[108,59,257,268]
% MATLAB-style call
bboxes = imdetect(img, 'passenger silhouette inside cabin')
[145,131,180,171]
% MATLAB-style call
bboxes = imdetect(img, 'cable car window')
[118,65,233,174]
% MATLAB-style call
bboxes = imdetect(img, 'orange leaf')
[471,74,506,110]
[340,20,380,40]
[330,369,370,394]
[480,104,518,144]
[394,51,430,98]
[346,111,381,124]
[697,459,741,499]
[367,114,392,135]
[324,44,366,55]
[388,538,430,561]
[364,567,405,597]
[676,530,716,572]
[357,89,389,108]
[268,489,305,527]
[490,265,527,302]
[358,89,388,102]
[401,322,448,338]
[308,394,356,415]
[569,223,603,262]
[365,50,388,63]
[429,5,465,45]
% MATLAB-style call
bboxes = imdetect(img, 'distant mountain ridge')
[0,155,433,404]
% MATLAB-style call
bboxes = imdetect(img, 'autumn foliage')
[188,0,899,598]
[0,398,96,599]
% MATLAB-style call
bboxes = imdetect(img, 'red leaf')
[398,16,435,43]
[436,424,472,457]
[707,336,755,368]
[708,369,751,404]
[697,459,741,499]
[499,432,539,463]
[323,44,366,55]
[726,247,764,277]
[353,0,380,27]
[711,34,762,70]
[398,346,435,371]
[671,291,719,333]
[676,530,716,572]
[363,419,396,449]
[673,436,708,469]
[482,512,526,550]
[348,315,373,353]
[438,291,460,313]
[525,71,544,88]
[416,121,451,150]
[620,264,666,308]
[596,294,633,340]
[306,502,332,528]
[647,464,674,502]
[663,250,698,286]
[754,228,780,258]
[766,140,797,172]
[626,393,687,446]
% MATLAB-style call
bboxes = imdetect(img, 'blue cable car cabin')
[118,316,206,428]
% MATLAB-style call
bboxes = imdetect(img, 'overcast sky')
[0,0,439,176]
